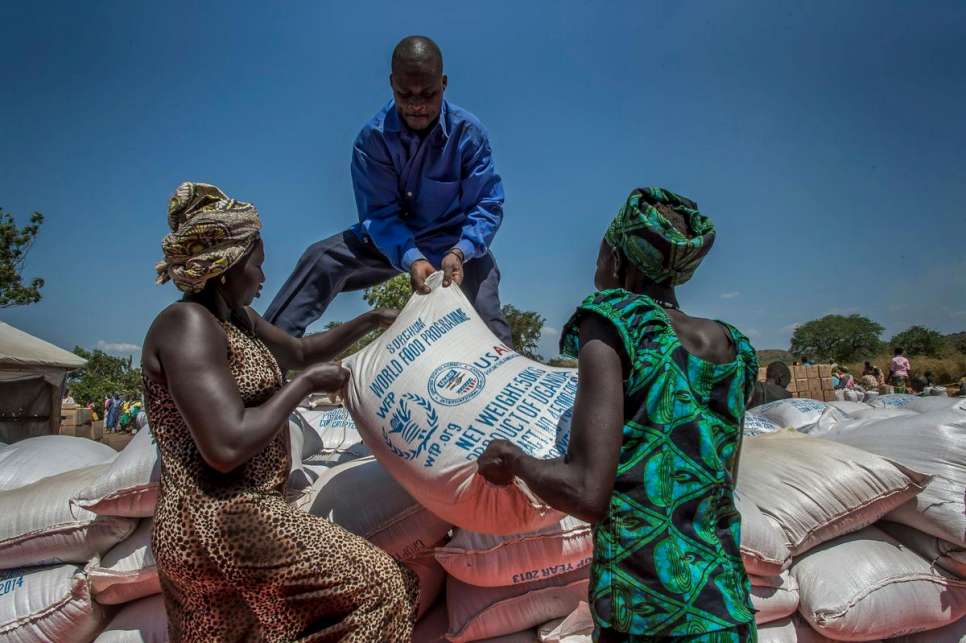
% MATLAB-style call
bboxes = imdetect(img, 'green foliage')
[66,347,142,407]
[502,304,545,360]
[0,209,45,307]
[950,332,966,355]
[889,325,947,358]
[363,273,412,310]
[322,321,381,360]
[547,357,577,368]
[790,314,884,363]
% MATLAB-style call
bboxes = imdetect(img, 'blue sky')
[1,1,964,361]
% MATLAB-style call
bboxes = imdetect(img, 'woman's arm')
[152,304,348,473]
[477,315,625,523]
[249,308,397,371]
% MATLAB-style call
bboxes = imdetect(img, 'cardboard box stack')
[758,364,836,401]
[60,404,95,438]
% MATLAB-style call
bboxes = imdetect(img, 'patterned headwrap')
[604,187,715,286]
[155,182,262,293]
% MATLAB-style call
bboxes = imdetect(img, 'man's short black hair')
[392,35,443,75]
[766,361,791,387]
[894,346,904,355]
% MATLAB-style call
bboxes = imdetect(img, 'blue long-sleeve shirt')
[350,99,505,271]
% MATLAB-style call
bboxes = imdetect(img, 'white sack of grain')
[878,521,966,579]
[434,516,592,588]
[750,572,799,625]
[445,568,590,643]
[736,431,927,556]
[0,562,109,643]
[793,526,966,640]
[293,407,371,465]
[72,427,160,518]
[0,464,136,569]
[0,435,116,491]
[293,455,451,561]
[734,490,791,576]
[342,272,577,535]
[89,518,160,605]
[93,593,168,643]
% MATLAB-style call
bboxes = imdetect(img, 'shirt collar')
[383,98,451,142]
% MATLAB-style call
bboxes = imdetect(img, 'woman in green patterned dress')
[478,187,759,642]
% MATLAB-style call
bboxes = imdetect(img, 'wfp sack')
[750,399,846,432]
[793,526,966,640]
[749,572,799,625]
[830,407,966,546]
[89,518,160,605]
[0,436,116,491]
[434,516,592,587]
[293,456,451,561]
[94,593,168,643]
[293,408,370,465]
[743,413,781,437]
[72,427,160,518]
[887,619,965,643]
[878,521,966,579]
[734,490,791,576]
[0,563,109,643]
[0,465,136,569]
[736,431,927,556]
[446,568,590,643]
[343,273,577,535]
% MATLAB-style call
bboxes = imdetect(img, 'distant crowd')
[751,346,966,407]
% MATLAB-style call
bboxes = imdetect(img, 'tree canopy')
[0,208,45,308]
[66,347,143,406]
[890,325,947,358]
[790,314,884,363]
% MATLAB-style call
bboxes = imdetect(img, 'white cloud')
[720,291,740,299]
[781,322,802,334]
[96,340,141,354]
[952,310,966,318]
[745,328,761,337]
[542,326,559,337]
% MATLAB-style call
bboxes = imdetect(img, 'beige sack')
[0,562,109,643]
[446,568,589,643]
[750,572,799,625]
[0,465,136,569]
[878,521,966,579]
[737,431,927,556]
[89,518,160,605]
[93,593,169,642]
[793,526,966,640]
[434,516,592,587]
[734,490,791,576]
[293,456,451,561]
[72,427,160,518]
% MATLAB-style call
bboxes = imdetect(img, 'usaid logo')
[427,362,486,407]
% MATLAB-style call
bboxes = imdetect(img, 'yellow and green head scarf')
[155,182,262,294]
[604,187,715,286]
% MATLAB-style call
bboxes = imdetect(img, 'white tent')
[0,322,86,443]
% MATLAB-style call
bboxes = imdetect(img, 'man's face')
[391,65,447,132]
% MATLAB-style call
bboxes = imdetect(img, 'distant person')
[750,361,792,407]
[106,393,121,432]
[890,347,911,393]
[145,181,415,640]
[62,389,75,405]
[910,375,928,395]
[265,35,512,346]
[861,361,884,389]
[958,378,966,397]
[801,356,812,366]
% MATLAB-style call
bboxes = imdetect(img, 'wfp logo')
[427,362,486,407]
[382,393,439,463]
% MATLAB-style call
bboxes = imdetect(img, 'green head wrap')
[604,187,715,286]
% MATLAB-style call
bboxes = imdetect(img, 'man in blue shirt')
[265,36,512,345]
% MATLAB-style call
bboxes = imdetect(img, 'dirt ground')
[100,430,135,451]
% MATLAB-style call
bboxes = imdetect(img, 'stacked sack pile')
[2,266,963,643]
[740,395,966,642]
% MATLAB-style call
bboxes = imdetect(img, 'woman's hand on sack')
[368,308,399,329]
[301,362,350,393]
[477,439,524,485]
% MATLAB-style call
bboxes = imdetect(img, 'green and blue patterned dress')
[561,289,758,641]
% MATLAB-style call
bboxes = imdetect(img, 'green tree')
[363,273,412,310]
[502,304,545,360]
[890,325,946,357]
[0,209,45,307]
[66,347,143,407]
[790,314,884,363]
[949,332,966,355]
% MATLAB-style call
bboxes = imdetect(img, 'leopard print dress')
[145,320,418,642]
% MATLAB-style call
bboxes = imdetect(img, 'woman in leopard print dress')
[143,182,417,642]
